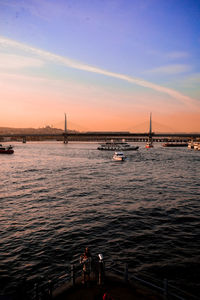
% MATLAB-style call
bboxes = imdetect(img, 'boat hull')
[113,157,126,161]
[98,145,139,151]
[0,144,14,154]
[162,143,188,147]
[0,149,14,154]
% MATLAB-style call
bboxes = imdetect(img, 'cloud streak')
[146,64,191,75]
[0,36,199,109]
[167,51,189,59]
[0,53,44,69]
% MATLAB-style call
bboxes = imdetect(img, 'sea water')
[1,142,200,297]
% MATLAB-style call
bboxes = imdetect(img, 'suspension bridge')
[0,114,200,143]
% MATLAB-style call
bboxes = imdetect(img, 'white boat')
[97,141,139,151]
[188,141,194,149]
[113,152,126,161]
[193,142,200,150]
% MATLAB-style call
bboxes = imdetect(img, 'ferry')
[0,144,14,154]
[97,141,139,151]
[113,151,126,161]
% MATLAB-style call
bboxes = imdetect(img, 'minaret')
[64,113,68,144]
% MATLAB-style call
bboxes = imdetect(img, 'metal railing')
[107,260,199,300]
[12,256,199,300]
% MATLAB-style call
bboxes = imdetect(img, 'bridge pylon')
[64,113,68,144]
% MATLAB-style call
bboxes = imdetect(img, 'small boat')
[194,142,200,150]
[188,141,194,149]
[113,151,126,161]
[97,141,139,151]
[0,144,14,154]
[145,140,153,148]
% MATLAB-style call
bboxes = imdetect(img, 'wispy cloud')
[167,51,189,59]
[146,64,191,75]
[0,36,199,110]
[147,50,189,60]
[0,0,61,20]
[171,73,200,89]
[0,53,44,69]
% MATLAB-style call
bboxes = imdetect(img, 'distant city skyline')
[0,0,200,132]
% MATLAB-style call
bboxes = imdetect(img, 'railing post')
[163,278,168,297]
[98,261,105,285]
[34,282,39,300]
[48,280,52,299]
[71,264,75,286]
[124,263,128,283]
[98,254,105,285]
[19,278,27,300]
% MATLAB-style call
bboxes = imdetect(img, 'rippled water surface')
[1,142,200,297]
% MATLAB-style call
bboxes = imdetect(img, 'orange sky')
[0,39,200,132]
[1,1,200,132]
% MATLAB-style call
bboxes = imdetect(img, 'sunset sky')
[0,0,200,132]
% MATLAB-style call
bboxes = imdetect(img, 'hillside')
[0,126,77,134]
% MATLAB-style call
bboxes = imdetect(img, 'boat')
[97,140,139,151]
[188,140,194,149]
[113,151,126,161]
[194,142,200,150]
[0,144,14,154]
[145,140,154,148]
[49,254,196,300]
[188,140,200,150]
[7,252,198,300]
[162,142,188,147]
[145,113,154,148]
